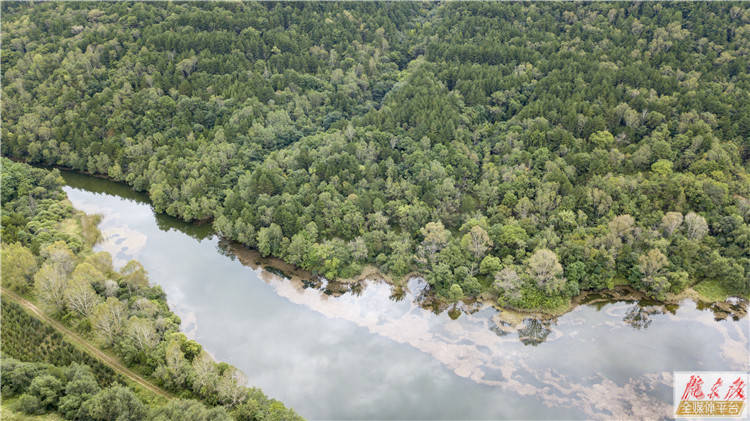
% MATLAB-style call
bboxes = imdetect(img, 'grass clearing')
[692,279,734,302]
[1,399,64,421]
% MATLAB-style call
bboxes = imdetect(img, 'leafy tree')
[589,131,614,148]
[71,262,107,293]
[446,283,464,303]
[154,336,193,391]
[660,212,683,237]
[1,242,37,292]
[257,224,283,258]
[461,225,492,265]
[149,399,232,421]
[28,374,64,410]
[120,261,149,296]
[34,261,69,313]
[479,255,501,276]
[124,317,159,353]
[494,267,523,304]
[490,222,528,257]
[527,249,565,295]
[416,221,450,268]
[82,385,147,421]
[17,393,43,415]
[91,297,127,346]
[65,277,101,318]
[58,364,101,420]
[684,212,709,240]
[651,159,674,177]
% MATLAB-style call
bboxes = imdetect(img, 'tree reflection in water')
[389,285,406,302]
[518,318,553,346]
[622,304,665,330]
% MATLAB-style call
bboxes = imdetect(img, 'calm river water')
[60,171,748,420]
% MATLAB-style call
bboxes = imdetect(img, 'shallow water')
[61,171,749,420]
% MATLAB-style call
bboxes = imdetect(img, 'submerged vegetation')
[1,158,301,420]
[2,3,749,311]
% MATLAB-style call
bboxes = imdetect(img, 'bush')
[479,255,501,275]
[82,385,147,421]
[28,374,64,409]
[17,393,43,415]
[0,359,51,397]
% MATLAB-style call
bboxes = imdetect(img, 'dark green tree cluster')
[2,358,237,420]
[2,3,749,309]
[1,159,87,253]
[1,300,120,387]
[1,159,302,420]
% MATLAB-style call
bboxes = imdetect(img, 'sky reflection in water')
[62,173,748,420]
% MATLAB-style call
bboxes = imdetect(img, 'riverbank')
[0,158,302,420]
[21,160,749,326]
[225,235,748,329]
[50,160,750,420]
[223,237,749,324]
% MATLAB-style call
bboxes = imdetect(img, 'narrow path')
[1,287,172,399]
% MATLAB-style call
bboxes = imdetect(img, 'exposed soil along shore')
[220,233,749,325]
[491,284,748,325]
[219,237,749,330]
[38,161,747,327]
[220,235,749,332]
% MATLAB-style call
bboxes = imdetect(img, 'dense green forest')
[1,159,301,420]
[2,2,749,310]
[1,300,122,388]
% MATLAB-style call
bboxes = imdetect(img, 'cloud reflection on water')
[72,184,748,421]
[224,243,746,420]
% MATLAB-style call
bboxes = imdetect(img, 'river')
[60,171,749,420]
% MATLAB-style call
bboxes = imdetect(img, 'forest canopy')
[2,2,749,310]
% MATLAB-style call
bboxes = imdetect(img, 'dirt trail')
[1,287,172,399]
